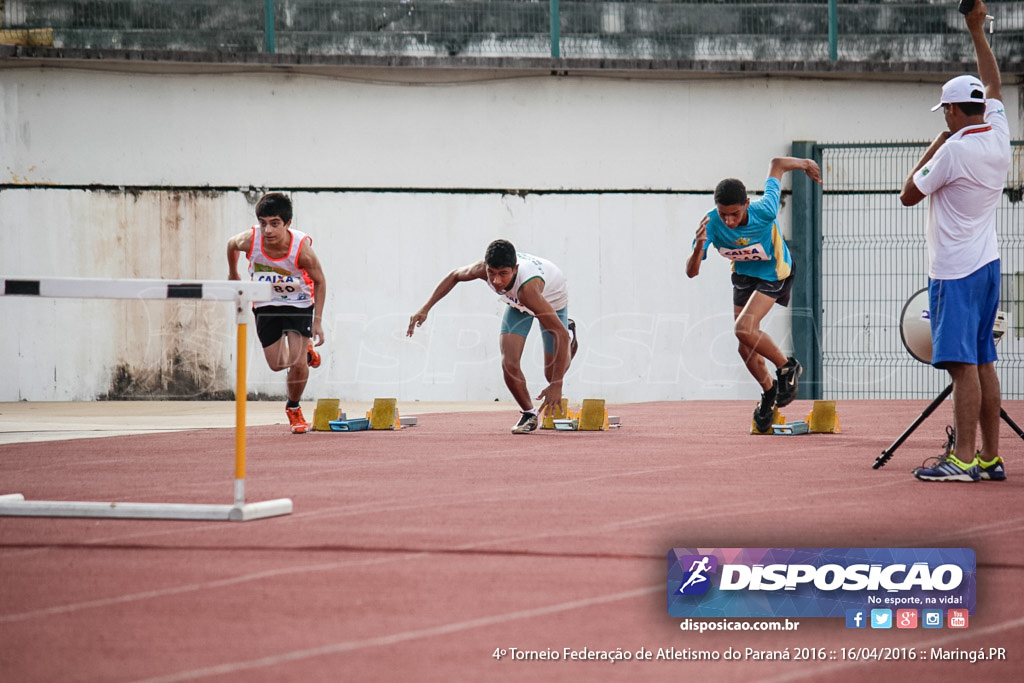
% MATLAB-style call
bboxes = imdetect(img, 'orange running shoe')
[307,340,321,368]
[286,406,310,434]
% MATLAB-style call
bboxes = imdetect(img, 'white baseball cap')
[931,74,986,111]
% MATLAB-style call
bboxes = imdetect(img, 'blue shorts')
[929,259,1000,368]
[501,306,569,355]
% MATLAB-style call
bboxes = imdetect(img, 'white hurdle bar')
[0,277,292,522]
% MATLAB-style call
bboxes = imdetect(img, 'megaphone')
[899,287,1008,365]
[879,287,1022,470]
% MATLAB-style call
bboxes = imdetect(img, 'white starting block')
[773,421,810,435]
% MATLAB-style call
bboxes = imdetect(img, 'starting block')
[752,400,841,435]
[541,398,572,429]
[312,398,343,432]
[316,397,419,432]
[578,398,609,431]
[366,397,411,430]
[773,421,810,435]
[751,406,786,435]
[543,399,620,432]
[329,417,369,431]
[806,400,840,433]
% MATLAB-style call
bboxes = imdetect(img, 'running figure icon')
[679,556,713,593]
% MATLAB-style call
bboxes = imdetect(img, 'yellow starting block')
[312,398,342,431]
[806,400,841,433]
[306,398,421,433]
[578,398,610,431]
[541,398,572,429]
[366,397,402,430]
[367,397,399,430]
[544,399,618,431]
[751,406,786,435]
[751,400,841,435]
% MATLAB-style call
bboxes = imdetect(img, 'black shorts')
[253,305,313,348]
[732,267,795,308]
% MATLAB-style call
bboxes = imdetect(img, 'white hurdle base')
[0,493,292,522]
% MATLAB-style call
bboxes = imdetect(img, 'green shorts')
[500,306,569,355]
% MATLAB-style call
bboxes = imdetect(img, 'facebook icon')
[845,609,867,629]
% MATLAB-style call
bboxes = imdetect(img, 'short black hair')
[255,192,293,223]
[714,178,747,207]
[484,239,517,269]
[952,100,986,117]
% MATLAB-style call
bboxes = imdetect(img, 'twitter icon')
[870,609,893,629]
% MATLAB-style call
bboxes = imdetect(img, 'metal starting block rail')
[0,277,292,522]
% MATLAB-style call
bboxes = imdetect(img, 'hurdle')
[0,277,293,522]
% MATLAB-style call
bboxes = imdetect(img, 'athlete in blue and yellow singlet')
[697,176,792,282]
[686,157,821,433]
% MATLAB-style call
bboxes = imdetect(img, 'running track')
[1,400,1022,682]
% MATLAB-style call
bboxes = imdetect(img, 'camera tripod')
[876,288,1024,469]
[873,383,1024,469]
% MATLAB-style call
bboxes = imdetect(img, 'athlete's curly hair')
[714,179,747,207]
[484,239,518,269]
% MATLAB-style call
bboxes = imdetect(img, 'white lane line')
[132,586,664,683]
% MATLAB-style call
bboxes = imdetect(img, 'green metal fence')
[4,1,1022,64]
[795,140,1024,401]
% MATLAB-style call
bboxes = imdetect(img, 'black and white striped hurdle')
[0,277,292,522]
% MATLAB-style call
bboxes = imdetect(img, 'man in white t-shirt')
[899,0,1011,482]
[407,239,577,434]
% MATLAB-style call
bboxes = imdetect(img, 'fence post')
[264,0,276,54]
[550,0,560,58]
[828,0,837,61]
[790,140,823,400]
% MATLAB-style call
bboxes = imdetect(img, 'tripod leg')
[1001,408,1024,440]
[874,384,953,469]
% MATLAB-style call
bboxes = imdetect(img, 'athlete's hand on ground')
[536,383,563,417]
[407,311,427,337]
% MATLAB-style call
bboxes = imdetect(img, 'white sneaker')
[511,411,539,434]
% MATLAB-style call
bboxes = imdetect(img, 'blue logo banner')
[667,548,975,618]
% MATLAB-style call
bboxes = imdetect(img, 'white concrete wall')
[1,67,1020,402]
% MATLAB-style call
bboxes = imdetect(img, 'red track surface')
[1,400,1022,682]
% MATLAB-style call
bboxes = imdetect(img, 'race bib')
[718,244,769,262]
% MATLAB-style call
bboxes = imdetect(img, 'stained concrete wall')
[0,66,1020,402]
